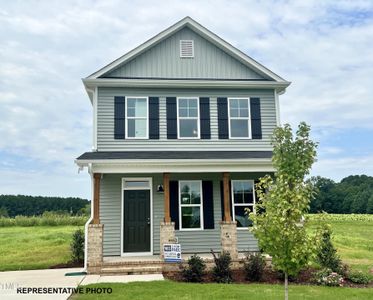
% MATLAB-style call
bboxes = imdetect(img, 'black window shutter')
[149,97,159,139]
[114,96,125,139]
[166,97,177,139]
[169,181,179,230]
[217,97,229,139]
[202,181,214,229]
[199,97,211,139]
[250,97,262,139]
[220,181,232,221]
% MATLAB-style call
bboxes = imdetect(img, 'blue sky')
[0,0,373,199]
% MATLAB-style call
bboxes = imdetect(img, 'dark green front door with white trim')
[123,190,151,253]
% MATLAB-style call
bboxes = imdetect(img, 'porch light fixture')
[157,184,164,193]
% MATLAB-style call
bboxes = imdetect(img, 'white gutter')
[83,163,93,272]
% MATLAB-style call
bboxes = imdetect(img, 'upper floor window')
[177,97,200,139]
[126,97,148,139]
[231,180,255,228]
[228,98,251,139]
[179,180,203,230]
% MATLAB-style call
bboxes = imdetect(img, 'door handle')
[147,218,150,225]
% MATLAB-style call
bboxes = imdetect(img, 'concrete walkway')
[0,268,164,300]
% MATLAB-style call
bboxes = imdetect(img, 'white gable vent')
[180,40,194,58]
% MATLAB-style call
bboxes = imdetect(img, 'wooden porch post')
[223,172,231,222]
[163,172,171,223]
[92,173,101,224]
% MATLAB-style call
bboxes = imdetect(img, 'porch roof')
[76,150,272,161]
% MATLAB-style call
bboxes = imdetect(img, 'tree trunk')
[284,272,288,300]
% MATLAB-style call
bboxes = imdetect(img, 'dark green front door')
[123,190,151,253]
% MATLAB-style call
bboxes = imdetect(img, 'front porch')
[85,170,267,274]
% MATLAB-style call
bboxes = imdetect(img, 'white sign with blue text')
[163,244,181,263]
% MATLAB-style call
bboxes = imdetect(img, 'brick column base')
[220,221,238,259]
[160,222,176,258]
[87,223,103,274]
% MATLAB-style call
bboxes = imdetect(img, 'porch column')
[163,172,171,223]
[160,172,175,257]
[222,172,231,222]
[220,172,238,259]
[92,173,101,224]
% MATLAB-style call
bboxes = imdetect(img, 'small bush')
[313,268,344,287]
[182,254,206,282]
[211,250,232,283]
[316,224,342,272]
[348,271,371,284]
[244,252,265,282]
[70,229,85,263]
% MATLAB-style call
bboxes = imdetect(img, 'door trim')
[121,177,153,257]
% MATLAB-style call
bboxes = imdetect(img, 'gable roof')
[86,17,288,83]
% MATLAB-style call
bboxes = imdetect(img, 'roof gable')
[87,17,287,82]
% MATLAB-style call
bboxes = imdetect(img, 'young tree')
[249,122,318,300]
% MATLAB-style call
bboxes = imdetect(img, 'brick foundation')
[159,222,176,258]
[87,223,103,274]
[220,221,238,259]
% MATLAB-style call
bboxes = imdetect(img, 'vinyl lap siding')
[105,27,264,80]
[100,173,260,257]
[97,87,276,151]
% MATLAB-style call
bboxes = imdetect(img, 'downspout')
[274,89,281,126]
[83,163,93,271]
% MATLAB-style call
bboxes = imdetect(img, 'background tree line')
[310,175,373,214]
[0,195,90,217]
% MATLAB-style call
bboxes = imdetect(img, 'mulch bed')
[163,267,373,288]
[49,261,83,269]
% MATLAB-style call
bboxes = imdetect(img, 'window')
[179,181,203,230]
[124,180,150,189]
[180,40,194,58]
[228,98,251,138]
[231,180,255,228]
[126,97,148,139]
[177,97,200,138]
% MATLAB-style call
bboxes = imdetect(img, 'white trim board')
[121,177,153,257]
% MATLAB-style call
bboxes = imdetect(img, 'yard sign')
[163,244,181,263]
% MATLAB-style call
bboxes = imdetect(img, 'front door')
[123,189,151,253]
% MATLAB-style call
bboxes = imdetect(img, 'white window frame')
[177,97,200,139]
[231,180,256,230]
[228,97,252,139]
[178,180,204,231]
[125,96,149,139]
[121,177,153,256]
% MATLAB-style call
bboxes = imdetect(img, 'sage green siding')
[105,27,264,80]
[97,87,276,151]
[100,172,261,256]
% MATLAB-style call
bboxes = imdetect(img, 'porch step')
[101,265,163,275]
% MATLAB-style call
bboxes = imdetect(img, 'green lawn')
[309,217,373,274]
[71,281,373,300]
[0,226,82,271]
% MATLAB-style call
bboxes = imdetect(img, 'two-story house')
[76,17,290,274]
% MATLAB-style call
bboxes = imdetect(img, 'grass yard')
[71,281,373,300]
[309,215,373,275]
[0,226,82,271]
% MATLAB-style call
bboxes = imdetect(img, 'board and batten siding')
[97,87,276,151]
[100,173,261,257]
[105,27,264,80]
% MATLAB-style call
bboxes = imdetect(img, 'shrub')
[313,268,344,287]
[348,271,371,284]
[316,224,342,272]
[244,252,265,282]
[211,250,232,283]
[70,229,85,263]
[182,254,206,282]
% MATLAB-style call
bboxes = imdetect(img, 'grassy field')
[309,214,373,275]
[71,281,373,300]
[0,226,83,271]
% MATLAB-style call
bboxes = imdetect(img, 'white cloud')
[0,0,372,197]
